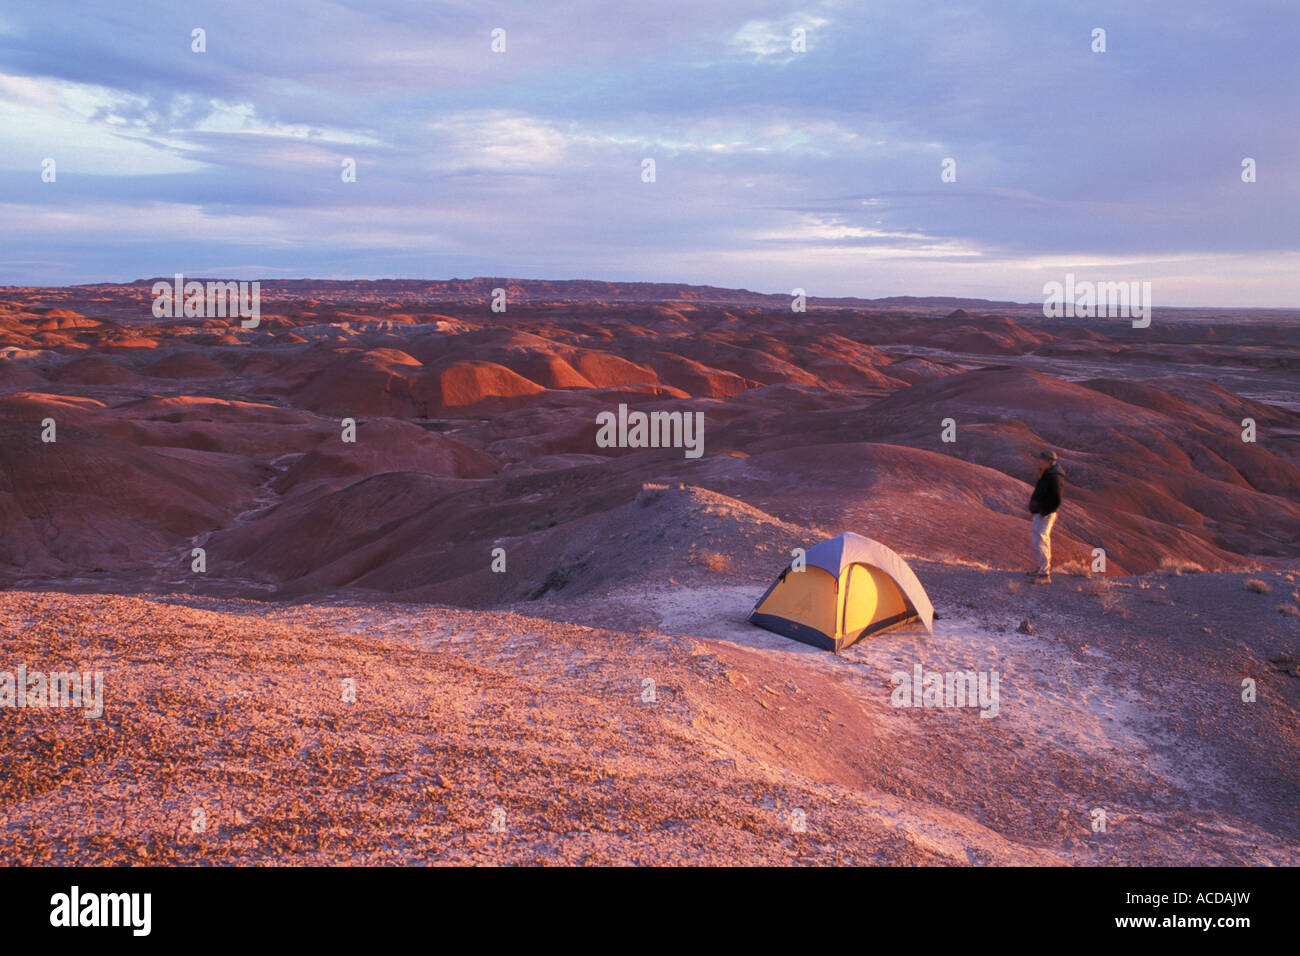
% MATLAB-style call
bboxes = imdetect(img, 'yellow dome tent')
[749,532,934,652]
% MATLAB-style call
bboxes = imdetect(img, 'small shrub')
[696,551,732,573]
[1157,556,1207,576]
[636,483,669,507]
[1081,578,1113,597]
[1055,557,1091,576]
[1244,579,1272,595]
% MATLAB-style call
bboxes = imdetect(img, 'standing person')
[1027,450,1065,583]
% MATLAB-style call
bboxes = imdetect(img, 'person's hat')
[1038,449,1058,462]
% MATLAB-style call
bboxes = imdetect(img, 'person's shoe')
[1033,573,1052,584]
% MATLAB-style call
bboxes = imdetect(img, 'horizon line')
[1,276,1297,313]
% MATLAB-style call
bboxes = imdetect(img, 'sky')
[0,0,1297,306]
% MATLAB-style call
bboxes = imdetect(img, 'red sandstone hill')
[0,418,264,575]
[0,280,1296,872]
[272,418,498,496]
[854,367,1300,568]
[0,280,1294,594]
[49,355,137,385]
[288,348,426,418]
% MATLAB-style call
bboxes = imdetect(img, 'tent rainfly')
[748,532,934,652]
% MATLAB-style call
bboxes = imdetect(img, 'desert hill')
[0,281,1296,594]
[0,279,1297,867]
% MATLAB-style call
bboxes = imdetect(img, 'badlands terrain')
[0,279,1296,864]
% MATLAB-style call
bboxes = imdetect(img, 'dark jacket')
[1029,464,1065,516]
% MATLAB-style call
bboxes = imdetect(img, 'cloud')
[0,0,1295,305]
[727,15,829,59]
[0,72,206,175]
[426,111,571,172]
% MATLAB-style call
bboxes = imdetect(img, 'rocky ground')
[0,559,1295,865]
[0,280,1296,865]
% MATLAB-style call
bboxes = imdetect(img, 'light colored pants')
[1031,512,1057,574]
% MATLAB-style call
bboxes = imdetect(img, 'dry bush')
[695,551,733,573]
[1157,556,1206,576]
[1080,578,1113,597]
[1055,557,1097,577]
[1244,579,1272,595]
[1081,577,1128,616]
[1278,603,1300,617]
[636,483,670,507]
